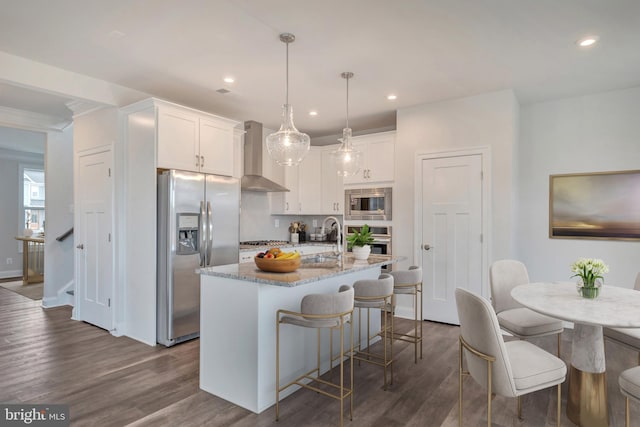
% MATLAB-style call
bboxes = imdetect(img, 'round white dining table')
[512,282,640,427]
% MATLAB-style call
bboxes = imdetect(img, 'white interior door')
[419,154,484,325]
[76,149,113,331]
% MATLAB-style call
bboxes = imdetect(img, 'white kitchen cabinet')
[298,149,322,214]
[272,148,322,214]
[343,131,395,185]
[157,103,239,176]
[157,106,199,172]
[199,117,234,176]
[281,164,299,214]
[321,146,344,214]
[240,244,336,263]
[239,250,262,263]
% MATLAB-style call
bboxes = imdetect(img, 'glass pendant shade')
[266,33,310,167]
[266,104,310,166]
[331,127,362,177]
[331,71,362,177]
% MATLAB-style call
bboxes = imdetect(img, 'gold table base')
[567,364,609,427]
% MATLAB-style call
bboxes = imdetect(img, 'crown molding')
[0,105,71,132]
[64,99,104,118]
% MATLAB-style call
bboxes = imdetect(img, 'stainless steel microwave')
[345,187,392,220]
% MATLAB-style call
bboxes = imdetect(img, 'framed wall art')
[549,170,640,240]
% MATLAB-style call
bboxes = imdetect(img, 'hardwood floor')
[0,286,637,426]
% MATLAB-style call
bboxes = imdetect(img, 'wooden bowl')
[254,256,301,273]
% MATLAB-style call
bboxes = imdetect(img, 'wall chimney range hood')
[241,121,289,192]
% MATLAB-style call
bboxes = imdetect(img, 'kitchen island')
[198,254,399,413]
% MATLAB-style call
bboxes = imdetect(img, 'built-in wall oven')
[345,187,392,221]
[345,225,392,272]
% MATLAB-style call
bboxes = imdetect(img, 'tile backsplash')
[240,192,342,243]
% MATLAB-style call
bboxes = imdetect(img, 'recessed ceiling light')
[309,111,318,116]
[223,77,235,83]
[387,94,397,101]
[576,36,599,47]
[108,30,126,39]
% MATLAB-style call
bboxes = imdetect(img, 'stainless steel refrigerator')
[157,170,240,346]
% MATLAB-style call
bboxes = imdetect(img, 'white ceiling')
[1,0,640,139]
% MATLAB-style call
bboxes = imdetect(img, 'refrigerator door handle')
[199,201,206,266]
[206,201,213,266]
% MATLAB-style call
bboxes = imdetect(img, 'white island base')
[199,257,395,414]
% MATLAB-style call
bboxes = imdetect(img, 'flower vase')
[576,278,602,299]
[580,286,600,299]
[352,245,371,261]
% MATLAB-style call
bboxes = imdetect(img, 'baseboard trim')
[0,270,22,280]
[41,279,74,308]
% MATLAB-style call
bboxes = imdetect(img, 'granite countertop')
[199,254,402,287]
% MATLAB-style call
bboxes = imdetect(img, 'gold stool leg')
[557,383,561,427]
[626,396,630,427]
[517,396,522,420]
[458,340,463,427]
[338,319,344,427]
[419,283,423,360]
[390,296,394,386]
[350,316,354,421]
[414,287,419,363]
[275,317,280,421]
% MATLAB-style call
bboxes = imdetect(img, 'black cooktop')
[240,240,289,247]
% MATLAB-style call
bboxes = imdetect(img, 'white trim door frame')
[414,147,492,324]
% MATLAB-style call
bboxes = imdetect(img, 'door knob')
[76,244,84,250]
[422,244,432,251]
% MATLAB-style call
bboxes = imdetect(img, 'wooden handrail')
[56,227,74,242]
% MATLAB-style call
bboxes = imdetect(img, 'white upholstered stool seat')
[619,365,640,427]
[276,287,355,427]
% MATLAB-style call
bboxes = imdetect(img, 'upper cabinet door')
[199,117,234,176]
[299,149,322,214]
[157,106,199,172]
[343,132,395,185]
[366,138,395,182]
[321,147,344,214]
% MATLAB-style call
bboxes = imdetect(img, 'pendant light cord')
[285,40,289,105]
[345,74,349,129]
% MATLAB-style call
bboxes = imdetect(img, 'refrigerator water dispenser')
[177,213,199,255]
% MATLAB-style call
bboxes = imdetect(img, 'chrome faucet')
[321,216,343,255]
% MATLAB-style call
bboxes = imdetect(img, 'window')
[23,168,45,233]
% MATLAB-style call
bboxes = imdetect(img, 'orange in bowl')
[254,255,300,273]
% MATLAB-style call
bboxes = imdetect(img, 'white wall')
[395,90,519,271]
[517,86,640,287]
[42,126,74,306]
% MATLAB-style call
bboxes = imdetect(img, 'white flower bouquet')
[571,258,609,288]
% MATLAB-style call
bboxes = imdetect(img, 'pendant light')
[266,33,310,166]
[331,72,362,177]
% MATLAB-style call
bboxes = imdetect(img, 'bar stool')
[389,266,423,363]
[348,274,395,390]
[619,366,640,427]
[276,287,354,427]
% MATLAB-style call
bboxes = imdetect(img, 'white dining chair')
[604,273,640,364]
[619,365,640,427]
[490,259,564,356]
[455,287,567,427]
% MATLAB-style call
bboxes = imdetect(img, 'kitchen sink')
[300,252,341,268]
